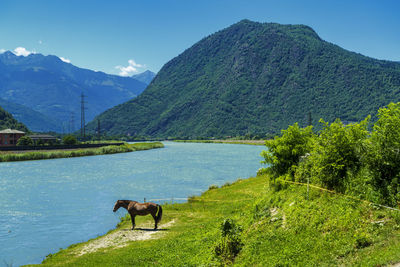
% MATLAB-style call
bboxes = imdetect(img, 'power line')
[80,92,87,139]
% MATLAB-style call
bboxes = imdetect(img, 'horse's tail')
[156,204,163,224]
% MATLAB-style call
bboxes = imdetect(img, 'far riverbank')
[174,139,265,145]
[0,142,164,162]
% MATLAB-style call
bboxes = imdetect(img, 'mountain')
[0,51,148,132]
[86,20,400,138]
[131,70,156,85]
[0,98,60,132]
[0,105,29,132]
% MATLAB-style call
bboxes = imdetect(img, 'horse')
[113,200,163,230]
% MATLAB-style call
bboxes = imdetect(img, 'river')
[0,142,265,266]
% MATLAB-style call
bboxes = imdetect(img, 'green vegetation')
[0,105,29,132]
[0,142,163,162]
[22,103,400,266]
[16,136,33,146]
[262,102,400,207]
[27,175,400,266]
[86,19,400,138]
[62,135,78,145]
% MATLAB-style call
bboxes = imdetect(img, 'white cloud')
[13,47,34,56]
[0,49,5,54]
[38,40,43,45]
[115,59,145,76]
[59,57,71,63]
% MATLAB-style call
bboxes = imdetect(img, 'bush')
[16,136,33,146]
[310,118,369,191]
[214,219,243,264]
[208,185,219,190]
[367,102,400,205]
[261,123,313,179]
[62,135,78,145]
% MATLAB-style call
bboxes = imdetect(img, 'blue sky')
[0,0,399,76]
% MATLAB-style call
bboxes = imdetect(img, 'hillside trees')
[85,20,400,138]
[0,106,29,132]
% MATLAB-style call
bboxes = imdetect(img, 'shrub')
[261,123,313,179]
[16,136,33,146]
[62,135,78,145]
[208,185,219,190]
[310,118,369,191]
[214,219,244,264]
[367,102,400,205]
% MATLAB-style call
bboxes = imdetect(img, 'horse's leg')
[130,213,136,230]
[151,212,158,229]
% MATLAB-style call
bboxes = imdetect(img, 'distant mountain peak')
[0,51,148,132]
[86,20,400,138]
[131,70,156,85]
[1,51,17,58]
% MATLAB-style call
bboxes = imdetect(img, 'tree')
[16,136,33,146]
[310,118,369,191]
[367,102,400,205]
[62,135,78,145]
[261,123,314,178]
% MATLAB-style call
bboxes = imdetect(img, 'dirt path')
[77,220,175,256]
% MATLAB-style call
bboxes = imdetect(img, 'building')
[0,129,26,146]
[27,134,58,145]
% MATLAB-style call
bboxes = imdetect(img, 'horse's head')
[113,200,122,212]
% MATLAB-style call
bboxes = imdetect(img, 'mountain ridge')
[86,20,400,137]
[131,70,156,85]
[0,51,148,132]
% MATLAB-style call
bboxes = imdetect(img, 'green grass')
[27,175,400,266]
[0,142,164,162]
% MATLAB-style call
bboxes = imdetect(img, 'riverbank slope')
[28,175,400,266]
[0,142,164,162]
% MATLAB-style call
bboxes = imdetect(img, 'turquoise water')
[0,142,265,266]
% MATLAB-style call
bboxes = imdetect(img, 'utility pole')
[97,119,101,140]
[80,92,87,140]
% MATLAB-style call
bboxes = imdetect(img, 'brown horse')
[113,200,163,230]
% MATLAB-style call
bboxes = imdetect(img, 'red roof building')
[0,129,25,146]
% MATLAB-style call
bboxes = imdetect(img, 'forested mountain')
[0,51,148,132]
[0,98,59,132]
[0,105,29,132]
[87,20,400,138]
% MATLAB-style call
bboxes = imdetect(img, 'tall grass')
[0,142,163,162]
[29,175,400,266]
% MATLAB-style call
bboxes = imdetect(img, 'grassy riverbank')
[0,142,164,162]
[174,139,265,145]
[29,174,400,266]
